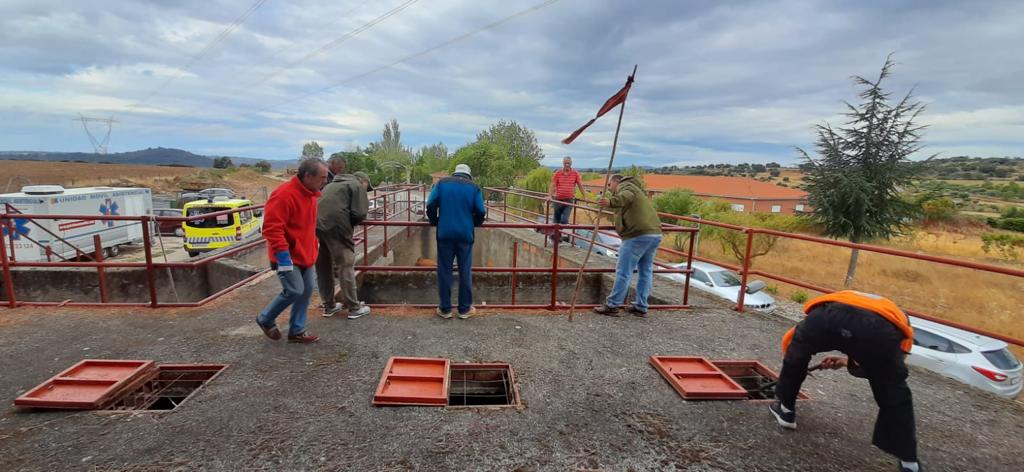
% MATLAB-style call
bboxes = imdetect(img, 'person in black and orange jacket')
[769,290,923,472]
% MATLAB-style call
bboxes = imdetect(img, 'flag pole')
[568,64,636,322]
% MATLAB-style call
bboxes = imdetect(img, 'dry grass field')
[0,160,286,203]
[0,160,197,191]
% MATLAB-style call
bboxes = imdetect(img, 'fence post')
[683,228,695,306]
[550,224,560,310]
[0,220,16,308]
[736,229,755,313]
[141,217,158,307]
[94,235,109,303]
[5,217,15,262]
[511,241,519,306]
[382,193,389,256]
[544,200,551,248]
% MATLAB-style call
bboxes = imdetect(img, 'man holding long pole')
[561,65,637,321]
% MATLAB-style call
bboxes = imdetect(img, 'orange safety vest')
[781,291,914,355]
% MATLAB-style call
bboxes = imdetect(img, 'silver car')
[908,316,1022,398]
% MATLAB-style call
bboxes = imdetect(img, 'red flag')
[562,73,635,145]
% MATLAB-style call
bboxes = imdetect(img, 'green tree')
[700,205,806,265]
[253,160,272,173]
[367,119,413,183]
[334,149,384,186]
[212,156,234,169]
[411,142,450,184]
[475,120,544,175]
[449,142,513,190]
[798,55,930,287]
[653,189,701,250]
[301,141,324,160]
[510,167,553,214]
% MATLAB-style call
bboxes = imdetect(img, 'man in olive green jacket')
[315,162,372,319]
[593,174,663,317]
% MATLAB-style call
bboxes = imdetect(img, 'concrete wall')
[389,226,580,270]
[1,242,266,304]
[359,272,607,306]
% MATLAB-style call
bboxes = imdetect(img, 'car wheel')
[188,250,200,257]
[174,227,185,237]
[107,245,120,257]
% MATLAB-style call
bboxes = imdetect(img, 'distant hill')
[0,148,291,169]
[919,156,1024,180]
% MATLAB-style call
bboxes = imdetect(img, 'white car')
[660,260,776,312]
[907,316,1022,398]
[569,229,620,258]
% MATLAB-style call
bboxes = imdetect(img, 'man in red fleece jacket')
[256,158,327,344]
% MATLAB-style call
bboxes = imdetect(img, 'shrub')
[790,291,809,303]
[981,233,1024,261]
[764,285,779,295]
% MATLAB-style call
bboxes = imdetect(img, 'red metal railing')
[351,219,697,310]
[487,187,1024,348]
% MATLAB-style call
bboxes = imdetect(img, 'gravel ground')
[0,274,1022,472]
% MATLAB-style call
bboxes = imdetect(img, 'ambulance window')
[185,207,234,228]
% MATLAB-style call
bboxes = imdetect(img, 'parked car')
[660,260,775,312]
[181,188,235,204]
[570,228,621,258]
[907,316,1022,398]
[153,208,185,237]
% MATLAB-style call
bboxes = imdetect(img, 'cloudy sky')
[1,0,1022,167]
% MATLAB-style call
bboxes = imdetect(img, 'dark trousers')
[553,199,573,225]
[776,302,918,462]
[314,230,358,308]
[436,240,473,314]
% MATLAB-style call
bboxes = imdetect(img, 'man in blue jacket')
[426,164,487,319]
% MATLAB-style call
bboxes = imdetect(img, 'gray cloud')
[0,0,1022,165]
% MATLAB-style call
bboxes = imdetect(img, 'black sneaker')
[592,304,624,317]
[769,401,796,430]
[627,305,648,318]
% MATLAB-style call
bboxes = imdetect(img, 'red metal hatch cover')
[373,357,450,406]
[649,356,748,400]
[15,359,158,409]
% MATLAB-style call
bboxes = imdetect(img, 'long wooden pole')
[568,65,636,322]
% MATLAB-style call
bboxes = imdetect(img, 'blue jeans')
[437,240,473,314]
[552,199,573,225]
[258,265,315,336]
[606,234,663,312]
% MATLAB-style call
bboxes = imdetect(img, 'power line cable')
[257,0,562,115]
[174,0,417,118]
[131,0,270,108]
[253,0,419,88]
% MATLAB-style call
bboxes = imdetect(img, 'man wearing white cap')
[426,164,487,319]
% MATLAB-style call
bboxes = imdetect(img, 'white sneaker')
[348,304,371,319]
[436,307,453,319]
[322,302,344,317]
[457,306,476,320]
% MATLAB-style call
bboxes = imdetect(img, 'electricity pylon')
[73,114,118,154]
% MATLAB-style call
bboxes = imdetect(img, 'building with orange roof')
[582,175,810,214]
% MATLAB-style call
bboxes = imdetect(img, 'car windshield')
[709,270,741,287]
[982,348,1021,370]
[185,207,235,228]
